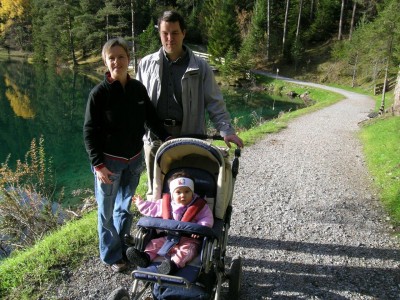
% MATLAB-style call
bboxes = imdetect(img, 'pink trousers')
[144,236,201,268]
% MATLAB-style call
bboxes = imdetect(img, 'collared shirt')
[157,48,190,121]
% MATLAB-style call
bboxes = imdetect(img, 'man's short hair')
[158,10,186,32]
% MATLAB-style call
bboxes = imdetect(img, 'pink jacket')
[135,194,214,228]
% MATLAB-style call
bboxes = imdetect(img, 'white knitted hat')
[169,177,194,194]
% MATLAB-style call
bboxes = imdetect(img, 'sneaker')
[157,259,178,275]
[126,247,150,267]
[110,259,128,273]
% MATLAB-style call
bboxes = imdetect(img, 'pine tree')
[135,19,160,59]
[239,0,268,68]
[205,0,241,65]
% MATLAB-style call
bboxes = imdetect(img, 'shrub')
[0,136,67,256]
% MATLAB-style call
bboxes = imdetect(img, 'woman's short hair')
[101,37,130,62]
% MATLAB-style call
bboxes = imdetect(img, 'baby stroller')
[108,137,242,300]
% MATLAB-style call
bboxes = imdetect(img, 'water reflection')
[0,60,95,205]
[4,74,35,119]
[0,60,303,206]
[221,85,303,129]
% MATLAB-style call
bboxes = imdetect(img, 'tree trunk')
[393,65,400,116]
[266,0,270,61]
[106,14,109,41]
[282,0,290,54]
[352,52,358,88]
[349,1,356,41]
[338,0,345,40]
[310,0,314,20]
[295,0,303,42]
[131,0,137,73]
[65,0,77,67]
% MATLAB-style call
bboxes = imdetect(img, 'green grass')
[1,74,397,299]
[0,211,98,299]
[359,117,400,224]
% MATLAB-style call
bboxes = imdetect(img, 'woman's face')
[104,45,129,82]
[172,186,193,205]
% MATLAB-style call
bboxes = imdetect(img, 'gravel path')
[229,78,400,299]
[48,80,400,299]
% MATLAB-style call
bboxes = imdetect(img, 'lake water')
[0,59,301,206]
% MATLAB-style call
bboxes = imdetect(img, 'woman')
[83,37,170,272]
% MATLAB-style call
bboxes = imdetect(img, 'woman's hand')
[95,167,114,184]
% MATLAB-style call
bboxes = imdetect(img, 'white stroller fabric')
[151,138,233,219]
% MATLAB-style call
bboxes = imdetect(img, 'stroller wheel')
[107,287,130,300]
[228,256,242,299]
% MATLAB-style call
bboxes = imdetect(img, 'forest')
[0,0,400,110]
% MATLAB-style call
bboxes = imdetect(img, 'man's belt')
[163,119,182,126]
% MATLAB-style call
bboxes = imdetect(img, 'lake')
[0,59,302,206]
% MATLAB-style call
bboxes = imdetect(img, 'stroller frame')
[108,137,241,300]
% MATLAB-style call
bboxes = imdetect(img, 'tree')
[176,0,205,43]
[31,0,80,66]
[332,0,400,93]
[0,0,32,50]
[205,0,240,65]
[135,19,160,59]
[96,0,129,40]
[306,0,341,42]
[72,0,105,59]
[239,0,268,67]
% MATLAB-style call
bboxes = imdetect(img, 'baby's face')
[172,186,193,205]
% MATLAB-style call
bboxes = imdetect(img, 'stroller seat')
[132,166,221,287]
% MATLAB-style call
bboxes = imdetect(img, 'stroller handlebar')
[176,134,225,141]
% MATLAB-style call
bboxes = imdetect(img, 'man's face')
[159,20,186,58]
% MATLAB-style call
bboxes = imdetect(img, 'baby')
[128,171,214,274]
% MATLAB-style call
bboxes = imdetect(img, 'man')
[136,10,243,195]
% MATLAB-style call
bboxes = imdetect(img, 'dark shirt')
[83,73,169,167]
[157,49,190,121]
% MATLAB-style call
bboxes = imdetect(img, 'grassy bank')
[1,75,399,299]
[359,117,400,224]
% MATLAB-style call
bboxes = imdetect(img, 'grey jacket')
[136,46,235,142]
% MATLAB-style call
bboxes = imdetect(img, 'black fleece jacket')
[83,73,169,168]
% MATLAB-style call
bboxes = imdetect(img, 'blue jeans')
[94,152,143,264]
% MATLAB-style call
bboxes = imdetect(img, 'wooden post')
[393,65,400,116]
[379,60,389,115]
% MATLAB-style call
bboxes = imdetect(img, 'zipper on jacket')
[189,89,192,112]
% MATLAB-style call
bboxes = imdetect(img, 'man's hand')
[224,134,244,148]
